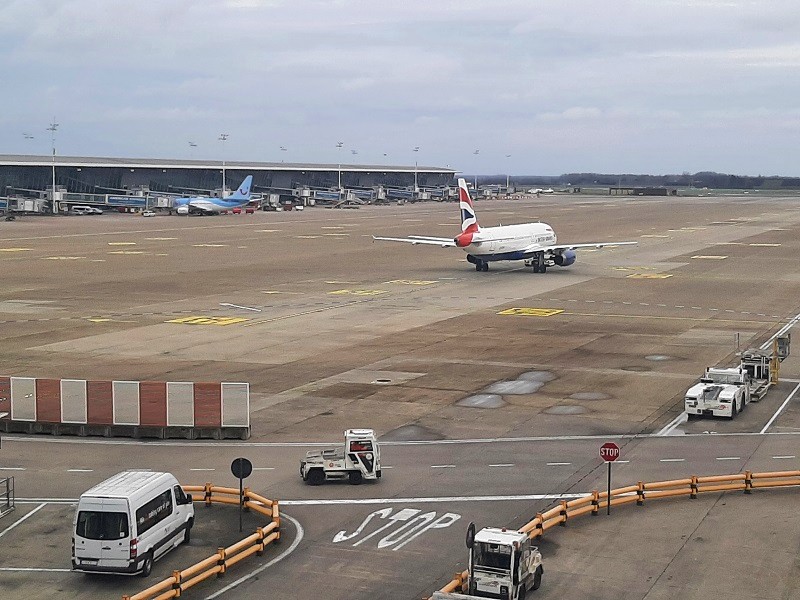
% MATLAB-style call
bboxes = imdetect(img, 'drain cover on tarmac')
[456,394,506,409]
[544,405,588,415]
[380,424,445,441]
[484,380,544,395]
[568,392,611,401]
[517,371,557,382]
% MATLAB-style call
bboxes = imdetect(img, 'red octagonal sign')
[600,442,620,462]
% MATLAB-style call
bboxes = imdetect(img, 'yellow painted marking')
[325,281,357,284]
[43,256,86,260]
[90,259,106,262]
[108,250,146,255]
[640,234,669,238]
[385,279,437,285]
[256,229,281,233]
[328,289,388,296]
[295,235,320,239]
[627,273,673,279]
[680,227,707,231]
[87,318,112,323]
[192,244,228,247]
[691,255,727,260]
[108,242,137,246]
[321,226,345,229]
[749,243,781,247]
[262,290,303,295]
[167,316,248,326]
[497,308,565,317]
[155,253,169,256]
[324,233,350,237]
[613,266,657,271]
[0,248,31,252]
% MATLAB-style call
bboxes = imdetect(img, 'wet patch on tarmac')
[517,371,557,383]
[380,424,445,441]
[621,365,651,372]
[645,355,674,362]
[544,405,588,415]
[569,392,611,401]
[484,380,544,395]
[456,394,507,409]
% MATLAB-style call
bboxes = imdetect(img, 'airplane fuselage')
[463,222,557,261]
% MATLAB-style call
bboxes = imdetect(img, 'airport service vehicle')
[71,205,103,215]
[373,178,636,272]
[173,175,253,215]
[685,367,750,419]
[72,471,194,576]
[142,210,156,217]
[300,429,381,485]
[433,524,543,599]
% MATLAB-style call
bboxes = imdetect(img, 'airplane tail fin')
[458,178,479,233]
[226,175,253,201]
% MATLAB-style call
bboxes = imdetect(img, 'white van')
[72,471,194,576]
[71,205,102,215]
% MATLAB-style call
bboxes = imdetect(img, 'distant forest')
[477,172,800,190]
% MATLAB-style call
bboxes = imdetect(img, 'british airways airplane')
[373,178,636,272]
[174,175,253,215]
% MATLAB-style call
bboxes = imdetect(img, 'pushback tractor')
[300,429,381,485]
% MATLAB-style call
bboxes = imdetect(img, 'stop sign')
[599,442,620,462]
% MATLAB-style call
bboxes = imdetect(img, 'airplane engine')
[176,206,189,215]
[453,232,474,247]
[553,249,576,267]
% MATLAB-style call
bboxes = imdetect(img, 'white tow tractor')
[433,523,543,599]
[685,366,750,419]
[300,428,381,485]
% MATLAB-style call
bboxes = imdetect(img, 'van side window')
[135,490,173,535]
[174,485,187,505]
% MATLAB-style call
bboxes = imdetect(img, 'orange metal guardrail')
[434,469,800,596]
[122,484,281,600]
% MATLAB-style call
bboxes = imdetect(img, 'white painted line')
[660,458,685,462]
[190,468,216,471]
[546,462,571,466]
[66,469,92,473]
[430,465,456,469]
[761,312,800,350]
[252,467,275,471]
[204,513,304,600]
[657,412,688,436]
[281,494,584,506]
[489,463,514,467]
[715,457,740,461]
[0,567,73,572]
[773,456,796,459]
[761,382,800,434]
[0,467,25,471]
[219,302,262,313]
[381,466,394,469]
[615,460,630,464]
[0,503,46,540]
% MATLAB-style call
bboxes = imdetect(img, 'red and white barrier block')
[0,377,249,439]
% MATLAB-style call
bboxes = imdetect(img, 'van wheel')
[532,566,542,590]
[306,469,325,486]
[184,519,193,544]
[348,471,363,485]
[140,552,153,577]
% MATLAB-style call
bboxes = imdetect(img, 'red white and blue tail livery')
[373,178,636,272]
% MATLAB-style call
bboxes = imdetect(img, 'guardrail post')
[172,569,182,596]
[559,500,568,526]
[744,470,752,494]
[256,526,265,555]
[204,482,213,507]
[690,476,698,499]
[216,547,226,577]
[636,481,644,506]
[534,513,544,536]
[273,500,281,542]
[591,490,599,516]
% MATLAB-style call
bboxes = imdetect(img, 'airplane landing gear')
[475,260,489,272]
[530,252,546,273]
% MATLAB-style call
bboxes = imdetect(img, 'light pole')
[505,154,512,195]
[47,119,59,213]
[413,146,420,192]
[280,146,287,163]
[188,141,197,158]
[218,133,229,197]
[473,149,480,190]
[336,141,343,197]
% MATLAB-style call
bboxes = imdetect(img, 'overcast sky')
[1,0,798,175]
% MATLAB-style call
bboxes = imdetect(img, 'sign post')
[230,457,253,533]
[599,442,620,515]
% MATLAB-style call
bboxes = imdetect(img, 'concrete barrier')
[0,376,249,439]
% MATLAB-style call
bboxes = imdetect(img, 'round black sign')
[231,457,253,479]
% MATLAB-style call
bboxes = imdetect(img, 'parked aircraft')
[174,175,253,215]
[373,178,636,272]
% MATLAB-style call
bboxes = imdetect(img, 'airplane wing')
[372,235,456,247]
[533,241,638,253]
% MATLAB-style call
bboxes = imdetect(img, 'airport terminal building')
[0,155,457,204]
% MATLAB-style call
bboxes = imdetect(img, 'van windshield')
[76,511,129,540]
[473,541,512,571]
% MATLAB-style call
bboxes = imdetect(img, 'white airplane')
[173,175,253,215]
[373,178,636,272]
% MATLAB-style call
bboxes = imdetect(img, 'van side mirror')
[185,494,193,504]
